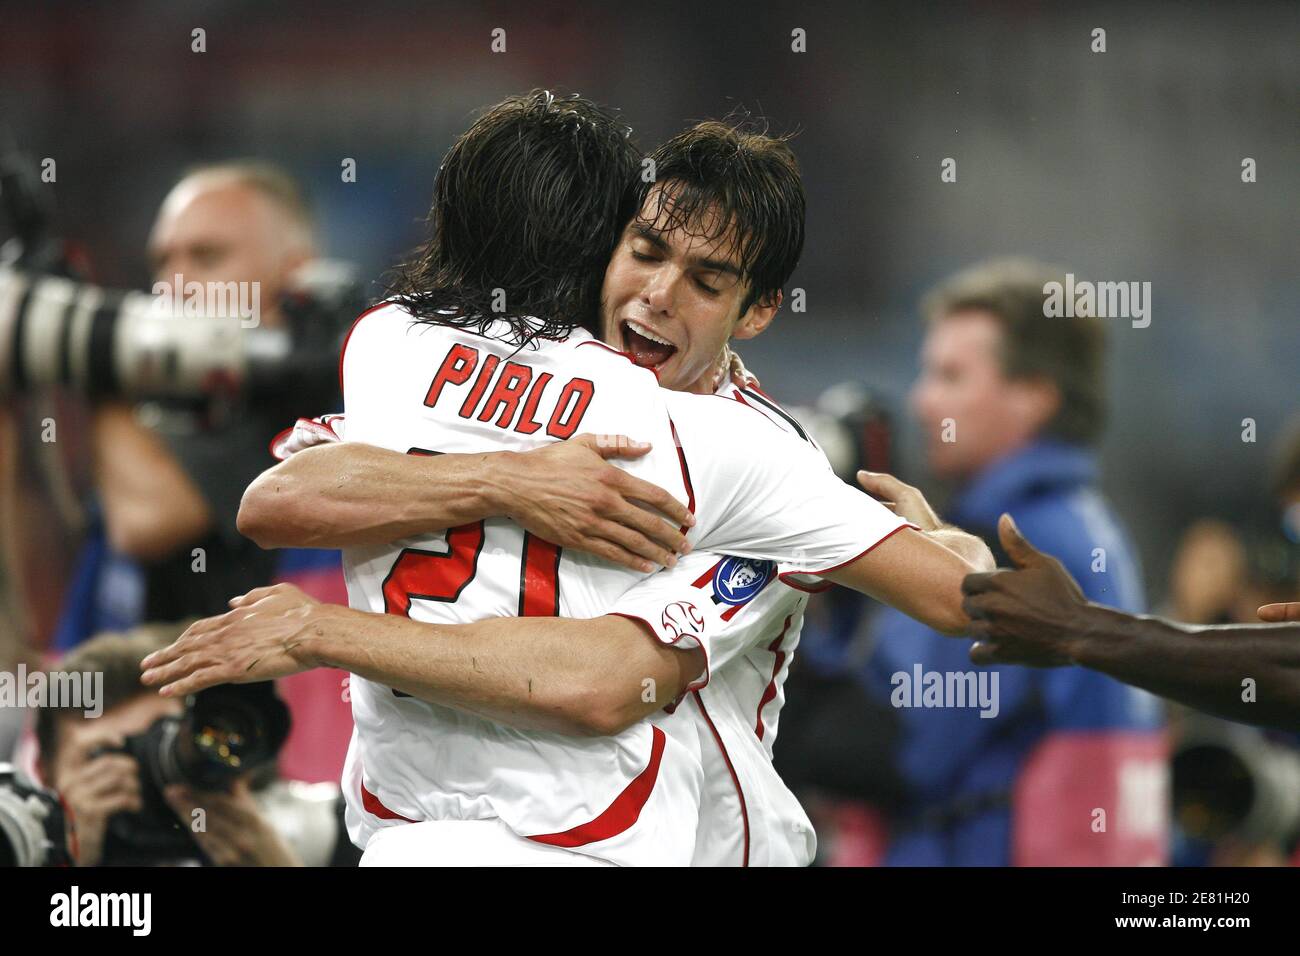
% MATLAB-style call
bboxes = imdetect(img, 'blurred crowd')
[0,156,1295,866]
[0,1,1296,868]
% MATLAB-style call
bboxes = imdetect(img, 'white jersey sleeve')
[611,549,759,692]
[662,390,911,577]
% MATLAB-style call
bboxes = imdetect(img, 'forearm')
[301,606,655,736]
[825,527,990,635]
[1070,605,1300,729]
[94,403,212,559]
[926,525,995,571]
[238,443,515,548]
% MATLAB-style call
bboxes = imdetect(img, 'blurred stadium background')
[0,0,1297,867]
[3,0,1295,588]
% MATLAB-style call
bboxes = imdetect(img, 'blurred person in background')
[961,420,1300,865]
[861,258,1167,866]
[1166,520,1251,626]
[32,625,358,866]
[51,163,352,783]
[962,419,1300,727]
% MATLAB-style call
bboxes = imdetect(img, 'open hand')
[140,583,325,697]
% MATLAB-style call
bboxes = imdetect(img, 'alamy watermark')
[1043,273,1150,328]
[150,273,261,328]
[891,664,999,718]
[0,665,103,718]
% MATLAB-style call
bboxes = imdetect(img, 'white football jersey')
[609,381,892,866]
[336,302,907,865]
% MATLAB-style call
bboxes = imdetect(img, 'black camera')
[98,681,291,865]
[0,261,364,406]
[0,681,290,866]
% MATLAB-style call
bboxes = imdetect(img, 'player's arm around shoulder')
[238,430,692,566]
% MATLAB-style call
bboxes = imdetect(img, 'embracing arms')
[141,584,701,737]
[238,435,693,572]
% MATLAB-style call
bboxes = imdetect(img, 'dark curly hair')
[391,90,640,345]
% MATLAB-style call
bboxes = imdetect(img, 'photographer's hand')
[164,778,300,866]
[140,584,326,696]
[53,725,143,866]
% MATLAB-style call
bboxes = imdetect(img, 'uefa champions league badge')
[712,556,776,606]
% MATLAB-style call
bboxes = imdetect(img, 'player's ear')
[733,289,780,341]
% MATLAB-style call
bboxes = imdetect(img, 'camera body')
[0,682,290,866]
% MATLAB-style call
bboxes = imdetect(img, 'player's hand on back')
[856,470,943,532]
[497,434,694,573]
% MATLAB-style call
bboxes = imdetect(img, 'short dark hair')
[34,624,180,765]
[637,119,805,315]
[921,258,1108,446]
[393,90,640,343]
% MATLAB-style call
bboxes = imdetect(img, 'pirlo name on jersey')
[424,343,595,439]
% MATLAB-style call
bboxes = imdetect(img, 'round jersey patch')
[712,557,776,606]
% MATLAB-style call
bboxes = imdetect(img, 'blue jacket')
[865,439,1165,865]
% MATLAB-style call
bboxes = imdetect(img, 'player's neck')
[684,349,731,396]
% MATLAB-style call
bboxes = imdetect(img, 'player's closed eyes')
[630,246,720,294]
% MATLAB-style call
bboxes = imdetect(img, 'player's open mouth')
[621,319,677,370]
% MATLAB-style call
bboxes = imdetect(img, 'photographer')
[30,624,356,866]
[0,161,361,784]
[89,162,336,626]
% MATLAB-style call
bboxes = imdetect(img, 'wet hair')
[392,90,640,344]
[635,118,806,315]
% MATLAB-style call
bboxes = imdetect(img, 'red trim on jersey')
[775,522,918,587]
[518,533,562,616]
[338,302,391,395]
[692,559,723,589]
[268,423,295,461]
[755,614,794,741]
[360,779,417,823]
[268,415,343,462]
[693,691,750,867]
[720,601,746,622]
[667,417,695,533]
[527,725,666,848]
[778,575,834,594]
